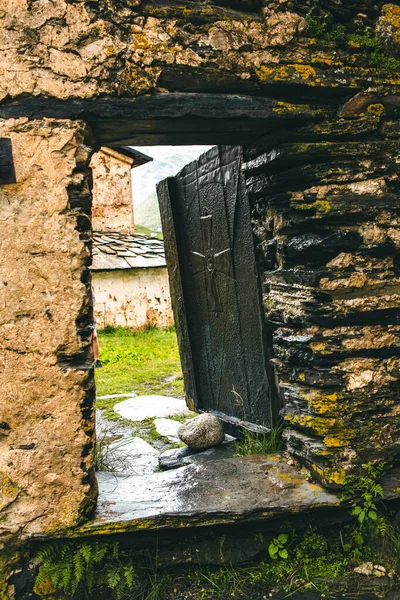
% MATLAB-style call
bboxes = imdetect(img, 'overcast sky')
[130,145,213,207]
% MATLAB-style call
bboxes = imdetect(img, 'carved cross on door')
[190,214,233,313]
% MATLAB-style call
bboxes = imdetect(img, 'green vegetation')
[34,540,139,599]
[306,15,400,74]
[94,434,138,472]
[268,533,289,560]
[234,424,285,457]
[95,326,184,421]
[35,505,400,599]
[342,462,389,550]
[135,223,163,240]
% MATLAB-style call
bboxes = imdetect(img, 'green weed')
[268,534,289,560]
[35,540,138,599]
[234,424,285,457]
[34,517,400,600]
[94,434,138,473]
[305,16,400,74]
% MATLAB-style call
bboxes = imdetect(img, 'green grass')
[135,223,163,240]
[95,326,184,420]
[234,425,286,457]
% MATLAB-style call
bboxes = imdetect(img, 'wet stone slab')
[153,418,181,442]
[76,454,340,536]
[159,437,236,470]
[114,395,195,421]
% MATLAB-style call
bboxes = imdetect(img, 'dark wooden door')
[157,146,272,431]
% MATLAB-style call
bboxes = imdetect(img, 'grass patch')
[135,223,163,240]
[234,424,286,457]
[95,326,184,420]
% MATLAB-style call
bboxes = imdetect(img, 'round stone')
[178,413,224,450]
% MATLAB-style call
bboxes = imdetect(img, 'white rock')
[373,565,386,578]
[178,413,224,450]
[114,395,195,422]
[354,562,374,576]
[153,418,181,442]
[353,562,386,577]
[109,437,159,456]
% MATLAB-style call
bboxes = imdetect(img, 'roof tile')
[92,231,166,271]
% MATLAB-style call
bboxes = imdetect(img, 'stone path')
[92,394,341,535]
[96,394,235,477]
[82,397,345,536]
[114,394,195,421]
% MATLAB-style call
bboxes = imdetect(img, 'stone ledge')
[45,454,342,538]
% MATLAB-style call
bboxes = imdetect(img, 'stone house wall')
[243,133,400,488]
[92,268,174,330]
[1,0,400,589]
[90,148,135,235]
[0,118,96,578]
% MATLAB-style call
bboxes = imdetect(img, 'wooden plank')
[157,178,198,410]
[164,146,273,428]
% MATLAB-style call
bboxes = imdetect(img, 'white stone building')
[90,147,174,330]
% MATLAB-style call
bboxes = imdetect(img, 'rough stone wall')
[244,114,400,488]
[0,1,399,585]
[92,268,174,330]
[90,148,135,235]
[0,119,96,579]
[2,0,398,102]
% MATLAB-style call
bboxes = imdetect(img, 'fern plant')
[35,540,138,599]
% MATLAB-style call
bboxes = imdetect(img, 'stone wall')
[90,148,135,235]
[1,0,400,590]
[92,267,174,330]
[1,1,399,104]
[244,116,400,488]
[0,119,97,581]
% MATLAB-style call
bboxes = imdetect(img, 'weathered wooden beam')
[0,94,331,147]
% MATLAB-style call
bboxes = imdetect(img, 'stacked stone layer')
[244,118,400,487]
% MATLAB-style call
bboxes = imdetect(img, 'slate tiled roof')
[92,231,166,271]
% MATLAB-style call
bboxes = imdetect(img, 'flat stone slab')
[114,395,195,422]
[154,418,181,442]
[75,454,340,536]
[102,437,160,475]
[110,436,159,456]
[159,438,236,470]
[97,393,137,400]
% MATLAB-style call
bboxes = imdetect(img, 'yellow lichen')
[282,413,337,435]
[367,103,385,117]
[255,66,274,81]
[381,4,400,44]
[311,464,346,487]
[273,471,305,486]
[33,575,57,599]
[0,473,19,510]
[324,437,346,447]
[309,392,339,415]
[293,64,317,79]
